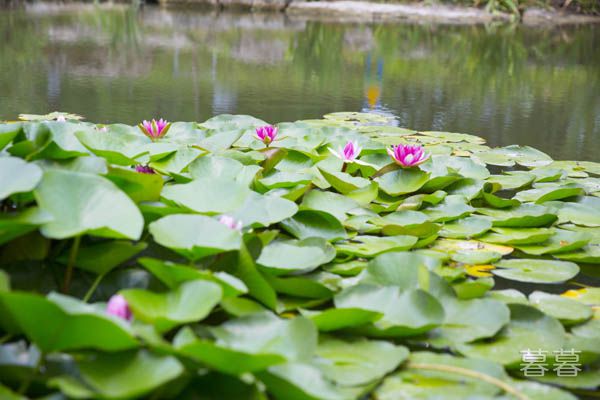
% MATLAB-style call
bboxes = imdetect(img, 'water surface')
[1,3,599,160]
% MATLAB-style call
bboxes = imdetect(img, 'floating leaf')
[0,157,43,200]
[34,170,143,239]
[149,214,242,260]
[257,238,336,275]
[493,259,579,283]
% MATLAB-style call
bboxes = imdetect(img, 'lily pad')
[0,157,43,200]
[492,259,579,283]
[257,238,336,275]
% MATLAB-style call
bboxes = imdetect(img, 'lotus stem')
[83,273,105,303]
[407,362,529,400]
[18,351,44,395]
[61,235,81,294]
[341,163,348,173]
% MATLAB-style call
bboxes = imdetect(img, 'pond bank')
[158,0,600,24]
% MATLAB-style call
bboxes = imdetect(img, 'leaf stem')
[341,162,348,173]
[61,235,82,294]
[18,351,44,395]
[407,362,529,400]
[83,273,105,303]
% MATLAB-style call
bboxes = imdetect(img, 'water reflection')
[1,3,599,160]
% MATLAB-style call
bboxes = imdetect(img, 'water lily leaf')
[22,122,90,160]
[430,239,513,256]
[439,216,492,239]
[476,204,557,227]
[258,238,335,275]
[57,241,147,276]
[422,195,474,222]
[105,166,164,203]
[475,145,552,168]
[75,124,150,165]
[546,197,600,227]
[452,276,495,299]
[515,229,591,255]
[451,250,501,264]
[231,192,299,227]
[361,251,442,289]
[281,210,347,241]
[138,257,247,297]
[487,172,535,190]
[122,280,222,332]
[161,178,251,214]
[479,227,555,245]
[554,244,600,264]
[561,288,600,306]
[0,157,43,200]
[428,298,510,346]
[482,192,520,208]
[149,146,204,175]
[49,350,183,399]
[492,259,579,283]
[0,208,52,246]
[421,131,486,144]
[264,272,340,299]
[259,362,358,400]
[34,170,144,240]
[36,155,108,175]
[335,285,444,337]
[529,291,592,326]
[375,168,430,196]
[177,312,317,375]
[457,304,565,366]
[318,168,371,194]
[374,210,440,238]
[300,190,359,221]
[314,337,409,386]
[0,123,21,150]
[515,183,584,203]
[335,235,417,258]
[375,351,508,399]
[301,308,382,332]
[0,292,137,352]
[259,171,313,189]
[149,214,242,260]
[188,154,258,183]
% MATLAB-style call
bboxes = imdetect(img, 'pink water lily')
[255,125,278,147]
[329,141,362,163]
[387,144,430,167]
[139,118,171,140]
[135,165,155,174]
[219,215,243,231]
[106,294,132,321]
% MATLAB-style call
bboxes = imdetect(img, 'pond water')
[1,3,599,161]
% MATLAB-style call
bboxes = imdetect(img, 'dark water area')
[1,3,599,161]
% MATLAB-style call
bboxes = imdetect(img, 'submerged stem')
[408,362,529,400]
[83,273,105,303]
[61,235,81,294]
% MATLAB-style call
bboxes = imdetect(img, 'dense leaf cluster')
[0,111,599,399]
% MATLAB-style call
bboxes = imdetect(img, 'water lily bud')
[255,125,278,146]
[106,294,132,321]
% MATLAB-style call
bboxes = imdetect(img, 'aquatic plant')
[255,124,278,147]
[138,118,171,140]
[0,111,598,399]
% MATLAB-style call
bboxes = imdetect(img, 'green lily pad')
[149,214,242,260]
[476,204,557,227]
[529,291,592,326]
[34,170,144,240]
[479,227,555,245]
[300,190,359,221]
[49,350,183,399]
[0,157,43,200]
[439,216,492,239]
[314,337,409,386]
[122,280,222,332]
[75,124,150,165]
[515,183,584,204]
[257,238,336,275]
[335,235,418,258]
[281,210,347,241]
[0,292,137,352]
[515,229,591,255]
[301,308,382,332]
[492,259,579,283]
[0,208,52,246]
[376,168,431,196]
[457,304,565,366]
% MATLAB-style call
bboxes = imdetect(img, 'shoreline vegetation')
[0,111,599,399]
[2,0,600,23]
